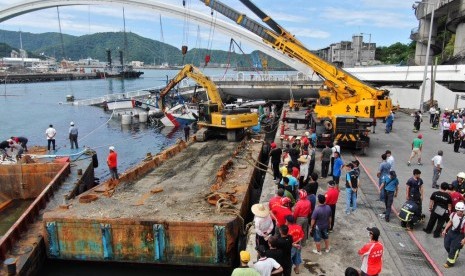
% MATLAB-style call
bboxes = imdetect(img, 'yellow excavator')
[200,0,392,149]
[158,64,258,142]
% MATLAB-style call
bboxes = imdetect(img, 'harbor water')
[0,68,228,180]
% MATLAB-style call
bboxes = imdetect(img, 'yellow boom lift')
[158,64,258,142]
[200,0,392,149]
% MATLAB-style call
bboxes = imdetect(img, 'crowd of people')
[234,106,465,275]
[232,131,385,276]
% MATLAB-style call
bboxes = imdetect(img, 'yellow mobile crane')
[158,64,258,142]
[200,0,392,148]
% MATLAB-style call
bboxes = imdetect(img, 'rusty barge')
[0,132,268,274]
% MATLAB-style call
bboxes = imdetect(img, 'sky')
[0,0,419,53]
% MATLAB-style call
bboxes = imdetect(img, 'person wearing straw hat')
[252,203,274,250]
[297,155,309,185]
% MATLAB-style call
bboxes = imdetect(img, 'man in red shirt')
[447,183,465,212]
[325,180,340,231]
[269,189,284,211]
[358,227,384,276]
[271,197,293,228]
[293,189,311,246]
[107,146,118,180]
[285,215,304,274]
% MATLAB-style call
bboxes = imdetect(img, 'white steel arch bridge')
[0,0,311,74]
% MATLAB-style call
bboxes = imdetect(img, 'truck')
[200,0,392,149]
[158,64,259,142]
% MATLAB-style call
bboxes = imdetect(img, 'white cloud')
[321,7,415,29]
[287,27,330,39]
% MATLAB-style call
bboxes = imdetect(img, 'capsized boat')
[166,103,198,125]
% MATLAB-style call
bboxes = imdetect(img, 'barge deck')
[42,138,264,268]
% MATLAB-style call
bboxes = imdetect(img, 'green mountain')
[0,29,289,68]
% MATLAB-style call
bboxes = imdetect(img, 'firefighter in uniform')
[398,199,424,230]
[442,202,465,268]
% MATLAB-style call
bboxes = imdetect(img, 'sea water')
[0,68,229,180]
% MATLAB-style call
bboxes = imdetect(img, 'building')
[315,35,377,68]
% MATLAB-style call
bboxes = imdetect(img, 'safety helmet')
[70,122,74,126]
[109,146,115,151]
[457,172,465,179]
[280,197,291,206]
[456,202,465,212]
[298,189,307,199]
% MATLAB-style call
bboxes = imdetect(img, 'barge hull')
[42,139,263,267]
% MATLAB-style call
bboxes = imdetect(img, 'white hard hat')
[457,172,465,179]
[305,131,310,136]
[109,146,115,151]
[456,202,465,212]
[70,122,74,126]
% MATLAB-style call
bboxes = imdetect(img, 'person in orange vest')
[107,146,118,180]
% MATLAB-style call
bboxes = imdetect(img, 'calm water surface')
[0,68,232,179]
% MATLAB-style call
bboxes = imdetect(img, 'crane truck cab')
[158,64,259,142]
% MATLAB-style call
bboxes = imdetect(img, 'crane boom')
[200,0,391,119]
[158,64,223,111]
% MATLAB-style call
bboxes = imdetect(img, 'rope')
[78,110,115,142]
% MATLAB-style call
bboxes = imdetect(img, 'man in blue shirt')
[345,163,359,214]
[379,171,399,222]
[332,152,344,190]
[377,154,391,201]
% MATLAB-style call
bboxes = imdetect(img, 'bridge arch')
[0,0,310,74]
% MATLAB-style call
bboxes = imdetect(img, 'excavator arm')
[158,64,223,111]
[200,0,391,118]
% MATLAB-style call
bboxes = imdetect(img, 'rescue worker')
[398,199,423,231]
[452,172,465,196]
[107,146,118,180]
[442,202,465,268]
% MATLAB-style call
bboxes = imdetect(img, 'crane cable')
[181,0,191,64]
[204,8,218,67]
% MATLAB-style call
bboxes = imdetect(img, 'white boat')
[167,103,198,125]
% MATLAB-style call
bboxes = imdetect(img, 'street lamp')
[417,0,437,111]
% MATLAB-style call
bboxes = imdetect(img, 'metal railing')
[73,72,314,106]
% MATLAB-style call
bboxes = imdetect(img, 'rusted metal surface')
[94,139,188,197]
[42,138,262,267]
[0,162,70,261]
[0,163,65,200]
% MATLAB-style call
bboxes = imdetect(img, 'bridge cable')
[204,8,218,67]
[190,25,201,65]
[56,7,66,60]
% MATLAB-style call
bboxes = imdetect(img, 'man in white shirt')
[329,141,341,177]
[45,124,57,151]
[429,106,437,125]
[254,245,283,276]
[431,150,443,189]
[385,150,395,172]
